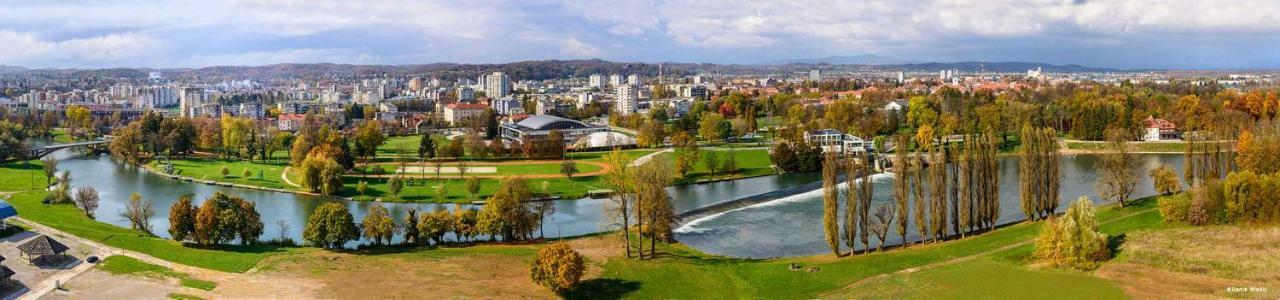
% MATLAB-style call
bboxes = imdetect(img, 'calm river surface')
[45,149,1181,257]
[44,150,819,246]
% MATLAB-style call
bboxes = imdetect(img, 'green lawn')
[365,161,603,176]
[155,157,292,189]
[345,149,657,202]
[99,255,218,290]
[660,148,776,184]
[1067,141,1188,152]
[571,195,1167,299]
[1,161,311,273]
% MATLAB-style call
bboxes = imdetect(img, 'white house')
[1143,117,1180,141]
[804,129,869,155]
[884,99,909,112]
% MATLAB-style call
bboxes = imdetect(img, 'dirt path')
[281,166,300,187]
[629,148,672,167]
[818,207,1160,298]
[14,218,324,300]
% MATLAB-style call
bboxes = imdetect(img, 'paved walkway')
[629,148,673,167]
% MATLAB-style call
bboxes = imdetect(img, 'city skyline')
[2,0,1280,70]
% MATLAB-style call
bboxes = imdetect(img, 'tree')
[672,132,699,177]
[362,203,395,246]
[1096,127,1137,207]
[634,160,675,258]
[0,121,28,161]
[870,204,896,251]
[220,166,231,178]
[530,242,585,294]
[299,155,345,195]
[821,152,841,257]
[74,187,100,219]
[65,105,92,139]
[636,119,667,148]
[353,121,386,161]
[403,208,420,245]
[560,160,579,179]
[168,195,197,242]
[121,192,155,235]
[242,168,253,178]
[476,176,538,241]
[893,135,911,246]
[698,112,727,142]
[1019,126,1060,220]
[357,180,368,196]
[602,149,636,258]
[41,157,57,186]
[304,202,360,249]
[418,134,436,160]
[702,151,720,176]
[466,176,481,200]
[1034,197,1110,270]
[388,176,404,198]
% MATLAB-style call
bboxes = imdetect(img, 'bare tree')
[1097,127,1138,207]
[870,204,896,251]
[74,187,100,219]
[121,192,155,235]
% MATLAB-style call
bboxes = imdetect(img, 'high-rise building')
[588,74,605,89]
[809,69,821,81]
[615,84,639,115]
[627,74,642,86]
[483,72,511,98]
[609,74,624,88]
[180,87,204,118]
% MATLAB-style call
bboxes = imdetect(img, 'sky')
[1,0,1279,70]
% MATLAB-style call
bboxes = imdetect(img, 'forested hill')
[1,59,1119,81]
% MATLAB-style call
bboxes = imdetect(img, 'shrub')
[530,242,585,293]
[242,168,252,178]
[1157,194,1190,223]
[220,166,230,177]
[1033,197,1109,270]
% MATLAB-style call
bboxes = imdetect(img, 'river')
[43,149,820,245]
[44,149,1182,257]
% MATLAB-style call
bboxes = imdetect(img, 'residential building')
[804,129,869,155]
[609,74,624,88]
[443,103,487,126]
[483,72,511,98]
[1143,117,1180,141]
[627,74,642,86]
[615,84,639,115]
[588,74,605,90]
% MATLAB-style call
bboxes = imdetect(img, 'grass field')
[99,255,219,290]
[155,157,292,189]
[657,148,776,184]
[363,160,604,176]
[571,195,1168,299]
[1066,141,1188,152]
[0,161,312,273]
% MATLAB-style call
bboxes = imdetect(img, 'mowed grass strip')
[99,255,218,290]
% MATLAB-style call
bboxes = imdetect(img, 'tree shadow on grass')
[562,278,641,300]
[1108,233,1127,257]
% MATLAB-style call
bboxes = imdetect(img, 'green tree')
[476,176,538,241]
[362,203,395,246]
[387,176,404,198]
[418,134,436,159]
[560,160,578,179]
[41,156,57,186]
[304,202,360,249]
[697,112,726,142]
[466,176,481,200]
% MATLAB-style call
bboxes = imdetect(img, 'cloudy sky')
[2,0,1279,69]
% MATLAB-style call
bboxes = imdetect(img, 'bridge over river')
[3,139,111,163]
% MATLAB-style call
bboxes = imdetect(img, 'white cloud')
[0,30,165,67]
[187,48,383,66]
[560,38,603,58]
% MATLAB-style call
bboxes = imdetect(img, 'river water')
[673,153,1187,258]
[44,149,1182,257]
[44,150,820,245]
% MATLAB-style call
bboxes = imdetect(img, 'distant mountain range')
[767,55,1118,73]
[0,58,1121,81]
[0,65,27,74]
[766,54,918,65]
